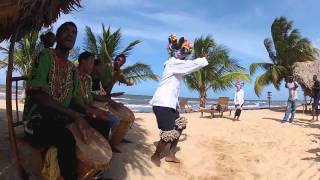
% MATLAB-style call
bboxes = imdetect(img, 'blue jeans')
[89,112,120,139]
[107,112,120,135]
[283,100,296,122]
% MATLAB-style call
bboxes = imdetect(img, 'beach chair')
[179,99,193,113]
[199,97,230,118]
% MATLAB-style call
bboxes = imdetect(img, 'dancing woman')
[149,35,208,166]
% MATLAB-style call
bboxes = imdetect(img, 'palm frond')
[249,62,273,75]
[120,40,141,57]
[122,63,159,84]
[84,26,98,55]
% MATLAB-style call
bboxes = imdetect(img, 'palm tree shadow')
[262,117,283,123]
[302,133,320,163]
[102,117,153,179]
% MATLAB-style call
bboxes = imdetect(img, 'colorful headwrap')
[168,34,193,59]
[236,81,244,88]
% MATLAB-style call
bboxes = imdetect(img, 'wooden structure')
[199,97,231,118]
[0,0,121,179]
[179,99,192,113]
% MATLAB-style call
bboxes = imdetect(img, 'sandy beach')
[0,100,319,179]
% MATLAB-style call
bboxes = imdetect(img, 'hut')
[293,60,320,96]
[0,0,81,178]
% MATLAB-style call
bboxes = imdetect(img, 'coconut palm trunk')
[199,87,207,108]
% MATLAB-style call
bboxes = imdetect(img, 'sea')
[2,85,302,113]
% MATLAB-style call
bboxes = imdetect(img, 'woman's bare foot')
[151,155,161,167]
[165,155,180,163]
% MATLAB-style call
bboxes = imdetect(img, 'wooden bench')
[200,97,231,118]
[179,99,192,113]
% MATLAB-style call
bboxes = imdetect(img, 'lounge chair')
[199,97,231,118]
[179,99,193,113]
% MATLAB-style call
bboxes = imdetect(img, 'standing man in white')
[149,35,208,166]
[234,81,245,120]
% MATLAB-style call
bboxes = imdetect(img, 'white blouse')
[149,57,208,109]
[234,89,244,106]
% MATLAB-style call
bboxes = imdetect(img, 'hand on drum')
[72,113,89,143]
[86,107,109,121]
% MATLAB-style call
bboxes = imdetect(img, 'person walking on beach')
[149,34,208,167]
[234,81,244,120]
[312,75,320,121]
[283,75,299,123]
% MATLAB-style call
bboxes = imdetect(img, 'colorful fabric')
[23,49,82,134]
[152,106,187,142]
[41,147,60,180]
[167,34,193,59]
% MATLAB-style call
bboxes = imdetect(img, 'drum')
[108,101,135,145]
[93,99,135,145]
[68,122,112,179]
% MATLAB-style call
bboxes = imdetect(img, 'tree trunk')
[199,88,207,108]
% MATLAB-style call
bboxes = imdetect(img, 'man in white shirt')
[283,76,299,123]
[149,35,208,166]
[234,81,244,120]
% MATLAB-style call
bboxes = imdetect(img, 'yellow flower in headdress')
[169,34,177,42]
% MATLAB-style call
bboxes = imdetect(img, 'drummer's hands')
[86,107,109,121]
[73,113,89,143]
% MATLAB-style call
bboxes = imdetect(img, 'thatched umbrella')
[293,60,320,97]
[0,0,81,176]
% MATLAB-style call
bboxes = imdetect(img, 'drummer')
[77,51,121,152]
[99,54,134,96]
[23,22,88,180]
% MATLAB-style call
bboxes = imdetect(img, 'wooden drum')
[68,123,112,179]
[108,100,135,145]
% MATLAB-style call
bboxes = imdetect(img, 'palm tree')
[84,24,158,85]
[250,17,316,96]
[0,30,40,77]
[184,35,250,108]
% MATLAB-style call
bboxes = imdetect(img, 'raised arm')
[170,57,208,75]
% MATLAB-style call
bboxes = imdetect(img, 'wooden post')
[6,35,26,178]
[6,37,18,162]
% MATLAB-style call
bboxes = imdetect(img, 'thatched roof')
[293,60,320,96]
[0,0,81,41]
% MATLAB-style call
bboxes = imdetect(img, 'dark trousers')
[234,105,243,117]
[28,107,77,180]
[87,112,119,140]
[235,109,242,117]
[33,122,77,180]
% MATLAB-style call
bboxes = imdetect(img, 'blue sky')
[1,0,320,100]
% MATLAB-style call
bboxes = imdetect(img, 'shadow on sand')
[102,117,153,180]
[263,115,320,164]
[0,109,154,180]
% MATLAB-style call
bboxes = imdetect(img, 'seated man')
[78,51,121,152]
[100,54,134,96]
[23,22,88,180]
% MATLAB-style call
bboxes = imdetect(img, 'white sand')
[0,100,319,179]
[105,109,320,180]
